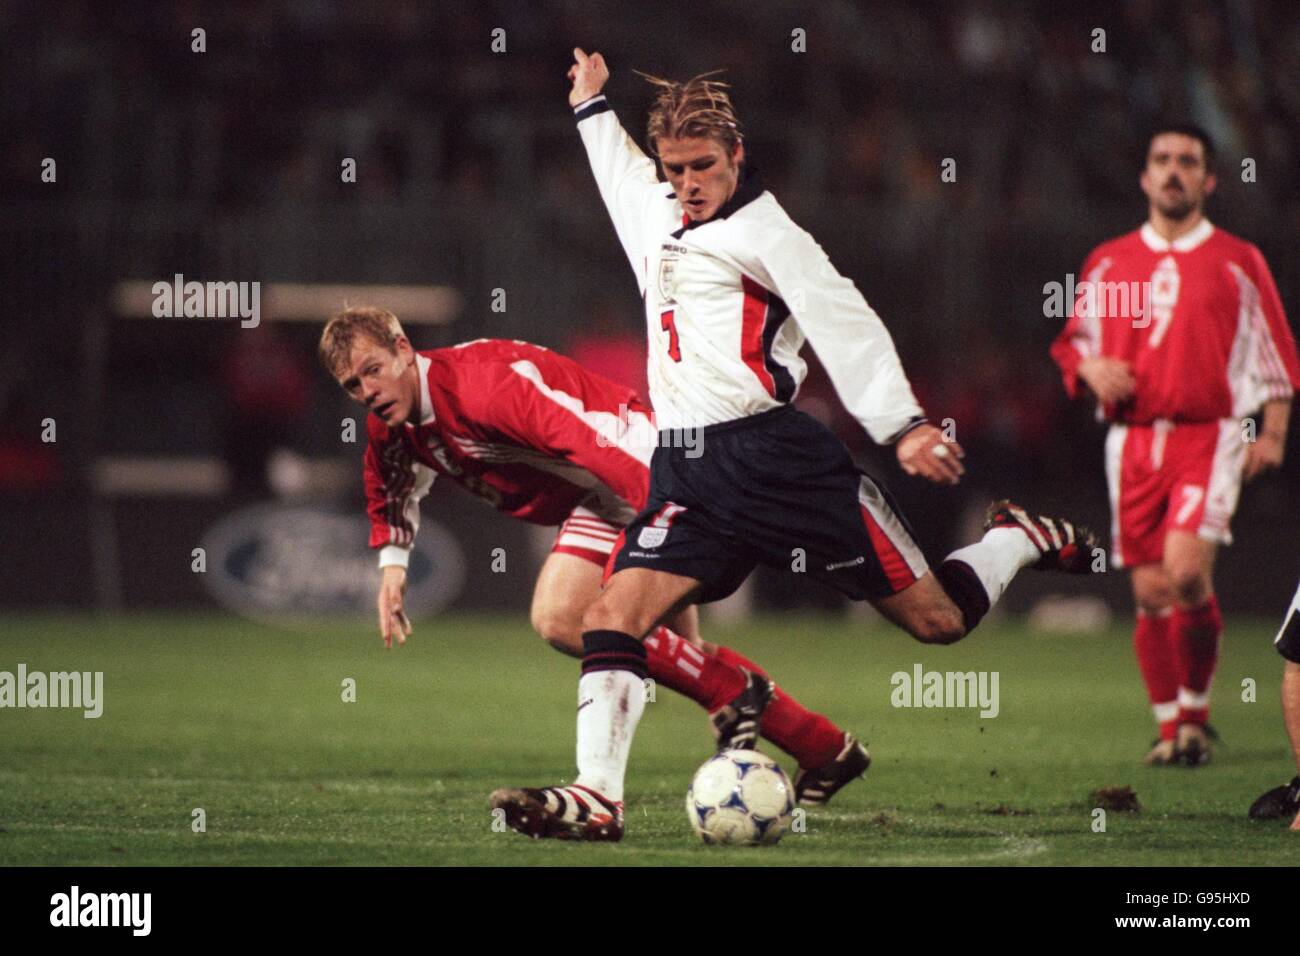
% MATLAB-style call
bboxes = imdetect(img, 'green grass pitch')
[1,611,1296,866]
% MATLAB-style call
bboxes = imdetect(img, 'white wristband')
[378,545,411,570]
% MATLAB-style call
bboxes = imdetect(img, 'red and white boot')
[489,784,624,842]
[983,499,1098,574]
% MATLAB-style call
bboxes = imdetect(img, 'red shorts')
[1104,419,1245,569]
[550,505,623,568]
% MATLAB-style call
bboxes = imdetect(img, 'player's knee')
[530,608,582,656]
[1132,576,1172,614]
[580,601,629,637]
[1166,564,1209,606]
[910,607,966,646]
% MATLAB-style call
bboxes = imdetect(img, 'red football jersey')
[1050,219,1298,424]
[363,339,656,552]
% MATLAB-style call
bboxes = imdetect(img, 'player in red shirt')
[318,305,869,804]
[1051,125,1300,765]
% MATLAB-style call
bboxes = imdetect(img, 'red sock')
[643,627,745,712]
[1172,596,1222,727]
[713,646,845,770]
[1134,610,1179,740]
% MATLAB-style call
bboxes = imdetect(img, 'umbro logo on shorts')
[826,556,866,571]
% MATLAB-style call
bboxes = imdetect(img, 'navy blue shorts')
[1277,586,1300,664]
[611,406,929,603]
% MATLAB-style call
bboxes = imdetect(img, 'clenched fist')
[1243,431,1285,482]
[896,423,965,485]
[567,47,609,107]
[1077,356,1136,407]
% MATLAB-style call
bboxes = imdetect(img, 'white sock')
[944,527,1039,609]
[573,669,646,804]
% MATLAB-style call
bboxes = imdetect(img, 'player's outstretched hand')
[896,423,965,485]
[567,47,609,107]
[377,565,412,648]
[1242,430,1285,482]
[1077,356,1136,406]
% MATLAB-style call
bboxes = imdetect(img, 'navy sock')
[581,629,648,680]
[935,559,991,634]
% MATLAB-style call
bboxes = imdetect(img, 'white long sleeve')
[747,215,924,444]
[573,97,924,442]
[574,96,679,294]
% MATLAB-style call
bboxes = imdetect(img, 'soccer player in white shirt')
[1248,580,1300,829]
[490,49,1097,841]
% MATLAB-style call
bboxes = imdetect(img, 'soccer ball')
[686,749,795,846]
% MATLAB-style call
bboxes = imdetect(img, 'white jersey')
[574,94,925,443]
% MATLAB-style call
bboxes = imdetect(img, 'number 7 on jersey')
[660,309,682,362]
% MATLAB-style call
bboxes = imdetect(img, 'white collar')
[414,352,435,426]
[1140,217,1214,253]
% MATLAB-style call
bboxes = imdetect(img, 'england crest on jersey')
[657,242,688,305]
[657,255,678,305]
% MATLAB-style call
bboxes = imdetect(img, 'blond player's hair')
[318,305,405,377]
[638,70,743,155]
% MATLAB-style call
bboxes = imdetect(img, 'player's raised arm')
[568,47,672,290]
[749,220,964,484]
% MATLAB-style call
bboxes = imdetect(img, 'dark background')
[1,0,1296,616]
